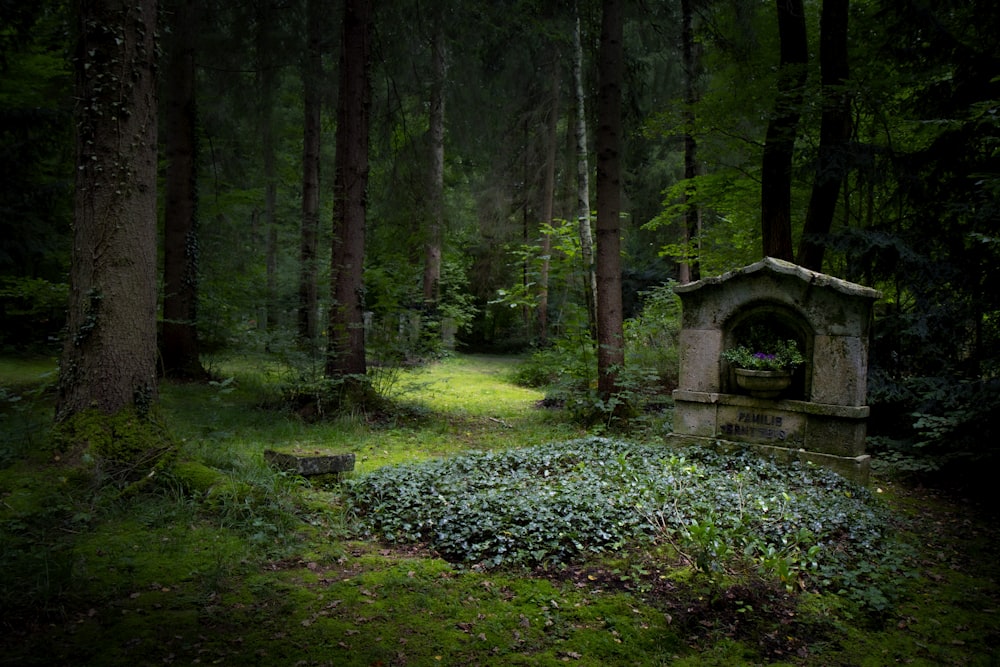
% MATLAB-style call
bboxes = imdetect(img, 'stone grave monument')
[669,257,881,482]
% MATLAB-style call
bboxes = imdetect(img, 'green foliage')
[0,277,67,350]
[644,171,762,275]
[722,339,804,371]
[623,282,681,390]
[0,2,73,306]
[346,438,907,609]
[512,283,680,428]
[3,354,999,666]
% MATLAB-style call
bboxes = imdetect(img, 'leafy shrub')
[868,372,1000,489]
[0,277,67,350]
[345,437,908,609]
[623,282,681,390]
[512,284,680,427]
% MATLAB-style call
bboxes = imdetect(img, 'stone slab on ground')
[264,448,356,476]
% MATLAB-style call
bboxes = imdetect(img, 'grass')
[2,352,999,666]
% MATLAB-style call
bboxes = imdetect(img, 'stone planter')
[734,368,792,399]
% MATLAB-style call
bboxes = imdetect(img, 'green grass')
[1,352,999,666]
[165,352,584,473]
[0,354,58,387]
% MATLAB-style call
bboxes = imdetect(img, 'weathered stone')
[264,449,355,477]
[671,257,880,483]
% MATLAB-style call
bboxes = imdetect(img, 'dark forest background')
[2,0,998,488]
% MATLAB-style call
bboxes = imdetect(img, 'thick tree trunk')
[595,0,625,400]
[422,16,446,307]
[573,6,598,336]
[679,0,701,283]
[58,0,159,419]
[162,0,207,380]
[760,0,808,261]
[797,0,851,271]
[326,0,372,378]
[298,0,324,345]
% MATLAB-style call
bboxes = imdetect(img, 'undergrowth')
[345,437,910,612]
[3,354,997,666]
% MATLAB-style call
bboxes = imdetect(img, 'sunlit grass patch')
[162,353,583,474]
[391,354,548,418]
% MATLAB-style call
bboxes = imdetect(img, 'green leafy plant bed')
[346,437,907,609]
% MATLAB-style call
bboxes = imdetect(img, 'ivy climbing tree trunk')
[760,0,808,261]
[58,0,159,420]
[326,0,372,379]
[162,0,208,380]
[595,0,625,401]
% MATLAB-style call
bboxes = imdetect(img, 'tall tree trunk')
[326,0,372,379]
[522,117,532,337]
[760,0,808,261]
[58,0,159,419]
[422,15,446,308]
[538,54,560,344]
[573,5,597,336]
[595,0,625,400]
[679,0,702,283]
[256,6,279,340]
[298,0,324,345]
[162,0,208,380]
[797,0,851,271]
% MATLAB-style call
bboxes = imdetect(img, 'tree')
[594,0,625,400]
[422,9,447,309]
[326,0,373,379]
[537,54,560,344]
[0,2,73,348]
[57,0,160,421]
[760,0,807,261]
[678,0,702,282]
[298,0,325,346]
[255,0,280,339]
[161,0,208,379]
[573,4,598,335]
[796,0,850,271]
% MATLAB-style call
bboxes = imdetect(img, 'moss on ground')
[2,354,998,666]
[54,407,176,490]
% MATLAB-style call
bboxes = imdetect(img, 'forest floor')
[1,353,999,666]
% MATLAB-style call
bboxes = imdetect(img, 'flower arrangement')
[723,338,805,372]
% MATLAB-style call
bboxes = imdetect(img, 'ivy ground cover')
[346,437,905,609]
